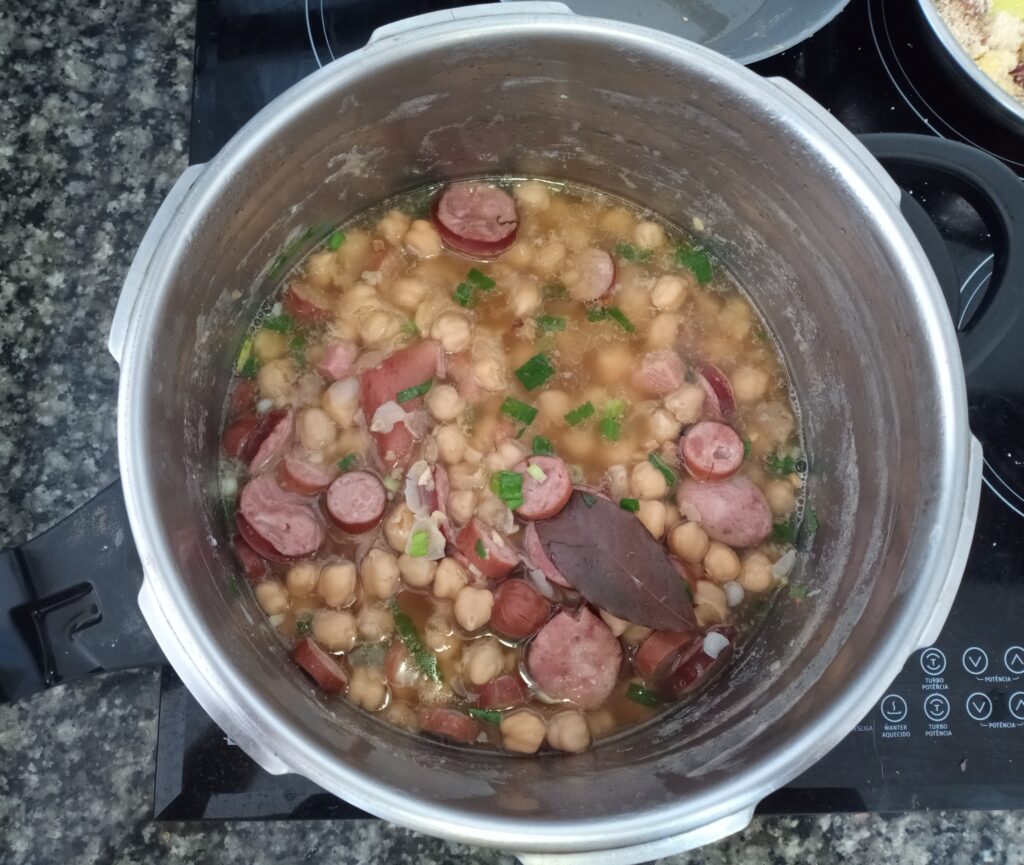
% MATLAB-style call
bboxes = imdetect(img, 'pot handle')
[108,163,206,364]
[513,806,755,865]
[369,2,573,44]
[858,133,1024,395]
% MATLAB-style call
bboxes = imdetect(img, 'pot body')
[115,5,980,858]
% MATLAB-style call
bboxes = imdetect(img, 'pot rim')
[118,10,973,852]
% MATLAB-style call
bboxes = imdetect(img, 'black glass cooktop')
[161,0,1024,821]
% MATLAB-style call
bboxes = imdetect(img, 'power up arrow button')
[1009,692,1024,721]
[1004,646,1024,676]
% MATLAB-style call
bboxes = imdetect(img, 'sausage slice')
[680,421,744,482]
[233,535,269,583]
[676,475,773,547]
[279,454,337,496]
[316,339,359,381]
[632,349,685,396]
[283,282,333,324]
[514,456,573,520]
[522,521,572,588]
[565,247,615,301]
[326,471,387,533]
[292,637,348,695]
[419,706,480,744]
[455,519,519,582]
[697,363,736,419]
[432,183,518,258]
[633,629,699,680]
[491,579,552,639]
[248,409,294,473]
[238,474,325,559]
[476,673,529,710]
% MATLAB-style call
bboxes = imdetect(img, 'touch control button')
[920,648,946,676]
[880,694,908,723]
[965,692,993,722]
[1008,692,1024,721]
[1004,646,1024,676]
[962,647,989,676]
[923,694,950,722]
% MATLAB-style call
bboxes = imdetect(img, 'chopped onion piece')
[268,613,286,627]
[256,398,274,414]
[406,516,446,561]
[524,566,559,600]
[723,581,744,607]
[271,301,283,317]
[703,631,731,659]
[383,474,401,493]
[527,463,547,482]
[370,400,406,433]
[404,460,435,516]
[219,473,238,499]
[772,548,797,580]
[404,409,430,440]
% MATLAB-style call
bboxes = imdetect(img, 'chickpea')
[313,609,357,652]
[414,292,451,334]
[590,343,633,386]
[668,521,709,563]
[637,500,667,539]
[447,490,477,525]
[599,207,634,236]
[398,554,437,589]
[485,440,529,473]
[332,427,369,461]
[335,229,372,282]
[471,352,507,393]
[622,622,653,645]
[643,310,680,349]
[732,366,770,405]
[304,251,339,289]
[383,700,418,732]
[317,561,357,608]
[599,609,628,637]
[255,581,289,615]
[613,280,654,326]
[383,504,416,553]
[510,277,542,318]
[461,637,504,686]
[448,462,487,490]
[587,708,616,739]
[764,479,797,516]
[547,710,591,754]
[664,383,705,425]
[563,224,591,252]
[503,242,535,270]
[403,219,442,259]
[361,309,404,348]
[424,611,455,653]
[286,562,319,598]
[321,377,360,428]
[631,461,669,500]
[704,542,742,583]
[453,585,494,631]
[532,241,566,277]
[537,389,572,425]
[435,424,467,465]
[298,407,337,451]
[433,557,469,600]
[694,580,728,626]
[425,384,465,423]
[377,209,410,245]
[515,180,550,209]
[359,550,400,602]
[651,273,689,311]
[739,551,774,593]
[257,358,297,401]
[648,407,682,444]
[356,604,394,642]
[634,220,666,249]
[430,312,473,354]
[476,495,512,532]
[347,666,388,711]
[560,429,597,463]
[252,329,289,361]
[390,276,430,312]
[500,709,547,754]
[719,297,751,341]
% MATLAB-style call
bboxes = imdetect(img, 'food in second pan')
[935,0,1024,101]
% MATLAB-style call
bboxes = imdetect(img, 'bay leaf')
[534,491,696,631]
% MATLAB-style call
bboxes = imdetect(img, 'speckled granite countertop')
[1,1,1023,863]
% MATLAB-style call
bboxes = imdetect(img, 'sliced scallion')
[408,529,429,558]
[501,397,538,426]
[262,313,293,333]
[648,451,677,487]
[475,538,489,560]
[489,471,524,510]
[514,353,555,391]
[532,436,554,456]
[327,230,346,250]
[603,398,627,419]
[605,306,635,333]
[526,463,547,482]
[397,378,432,404]
[337,453,358,471]
[466,268,496,291]
[675,245,713,283]
[453,281,474,307]
[537,315,566,333]
[619,497,640,513]
[467,707,502,725]
[388,599,442,683]
[600,417,621,441]
[626,682,661,707]
[564,401,595,427]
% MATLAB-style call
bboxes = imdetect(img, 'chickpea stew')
[222,179,811,754]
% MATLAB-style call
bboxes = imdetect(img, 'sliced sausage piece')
[292,637,348,695]
[697,363,735,419]
[454,519,519,581]
[565,247,615,301]
[491,579,552,639]
[283,281,333,324]
[233,535,269,583]
[513,456,573,521]
[223,414,261,460]
[680,421,744,482]
[632,349,685,396]
[657,625,736,699]
[676,475,773,547]
[238,474,325,559]
[248,409,294,473]
[633,629,699,680]
[476,673,529,710]
[432,183,518,258]
[279,454,338,496]
[522,521,572,588]
[326,471,387,533]
[418,706,480,744]
[316,339,359,381]
[360,340,441,468]
[527,607,622,709]
[229,378,258,417]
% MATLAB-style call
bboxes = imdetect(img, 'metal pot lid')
[499,0,853,64]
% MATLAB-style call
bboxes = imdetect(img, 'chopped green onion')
[585,305,608,322]
[627,682,662,707]
[803,506,819,537]
[262,313,294,333]
[754,325,770,342]
[603,398,627,419]
[467,707,502,725]
[771,516,797,545]
[501,397,538,426]
[475,538,489,560]
[580,492,597,508]
[648,451,677,487]
[765,453,801,475]
[527,463,547,482]
[537,315,566,333]
[226,576,241,598]
[397,377,433,404]
[388,599,442,683]
[466,268,496,291]
[790,584,809,599]
[289,335,307,369]
[337,453,358,471]
[235,335,254,374]
[295,613,313,635]
[489,471,524,510]
[514,353,555,391]
[614,242,653,262]
[239,356,260,379]
[400,319,419,336]
[454,281,475,307]
[675,245,713,283]
[605,306,636,333]
[383,475,401,493]
[600,417,621,441]
[543,283,568,300]
[532,436,554,456]
[327,230,346,251]
[564,401,596,426]
[620,497,640,513]
[408,529,429,558]
[743,439,752,460]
